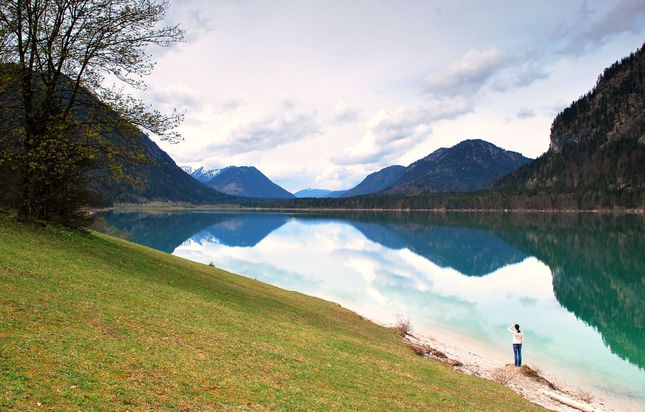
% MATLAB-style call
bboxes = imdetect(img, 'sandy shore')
[403,333,622,412]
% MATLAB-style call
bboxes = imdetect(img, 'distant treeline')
[252,188,644,211]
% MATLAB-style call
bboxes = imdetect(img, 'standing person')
[507,324,523,367]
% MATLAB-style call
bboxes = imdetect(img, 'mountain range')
[0,68,541,206]
[4,43,641,209]
[383,139,531,194]
[294,188,340,198]
[295,140,531,198]
[191,140,529,201]
[126,42,645,207]
[272,44,645,210]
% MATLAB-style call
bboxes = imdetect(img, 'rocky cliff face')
[549,44,645,152]
[496,43,645,201]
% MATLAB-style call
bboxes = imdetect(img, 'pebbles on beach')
[404,334,614,412]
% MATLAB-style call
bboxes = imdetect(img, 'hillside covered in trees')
[495,42,644,203]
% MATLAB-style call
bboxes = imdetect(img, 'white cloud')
[218,99,244,113]
[559,0,645,55]
[164,0,216,43]
[146,86,203,112]
[516,108,536,119]
[330,104,361,125]
[333,100,473,167]
[211,111,322,154]
[423,48,510,97]
[491,61,549,92]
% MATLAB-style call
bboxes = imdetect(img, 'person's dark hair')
[515,323,521,332]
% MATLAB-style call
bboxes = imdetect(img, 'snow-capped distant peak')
[182,165,222,183]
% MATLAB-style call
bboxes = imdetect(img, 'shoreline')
[401,332,625,412]
[93,203,645,215]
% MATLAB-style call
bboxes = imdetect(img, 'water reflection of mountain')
[297,211,645,370]
[188,214,290,247]
[348,221,527,276]
[97,212,290,253]
[490,216,645,371]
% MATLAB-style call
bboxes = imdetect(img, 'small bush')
[407,342,429,356]
[394,314,413,336]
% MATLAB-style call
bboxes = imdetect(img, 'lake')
[96,210,645,409]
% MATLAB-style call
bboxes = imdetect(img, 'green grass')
[0,216,542,410]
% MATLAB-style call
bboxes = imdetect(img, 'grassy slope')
[0,216,541,411]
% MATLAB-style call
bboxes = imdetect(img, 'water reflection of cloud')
[519,297,538,307]
[345,258,377,284]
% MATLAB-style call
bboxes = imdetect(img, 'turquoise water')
[98,211,645,408]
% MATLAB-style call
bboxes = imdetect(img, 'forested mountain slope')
[495,43,645,203]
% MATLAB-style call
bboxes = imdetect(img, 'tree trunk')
[16,116,43,222]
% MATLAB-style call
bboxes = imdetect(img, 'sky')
[138,0,645,192]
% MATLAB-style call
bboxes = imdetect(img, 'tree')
[0,0,183,225]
